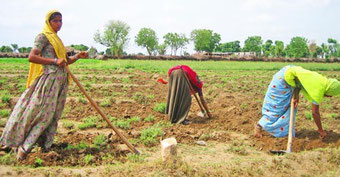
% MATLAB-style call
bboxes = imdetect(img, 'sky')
[1,0,339,55]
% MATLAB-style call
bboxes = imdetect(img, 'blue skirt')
[258,66,297,137]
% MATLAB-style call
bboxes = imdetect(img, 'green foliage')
[226,140,248,155]
[243,36,263,55]
[93,134,107,147]
[133,92,151,105]
[140,126,164,146]
[70,44,89,51]
[84,154,94,164]
[100,99,112,107]
[304,111,313,121]
[216,40,241,53]
[78,116,99,130]
[135,27,158,56]
[62,121,74,129]
[94,20,130,57]
[0,45,13,52]
[126,153,145,163]
[153,102,166,113]
[286,36,309,58]
[65,141,89,150]
[34,157,44,167]
[0,119,7,127]
[1,91,11,104]
[114,120,130,129]
[0,153,15,165]
[164,32,189,55]
[78,96,88,104]
[0,109,10,117]
[144,114,155,122]
[191,29,221,52]
[157,43,167,55]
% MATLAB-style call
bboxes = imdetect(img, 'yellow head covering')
[26,10,69,88]
[284,66,340,104]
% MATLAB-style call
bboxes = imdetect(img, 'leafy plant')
[140,126,164,146]
[1,91,11,104]
[93,134,107,148]
[144,115,155,122]
[62,121,74,129]
[78,116,99,130]
[0,109,10,118]
[153,102,166,113]
[84,154,94,165]
[35,157,44,167]
[100,99,112,107]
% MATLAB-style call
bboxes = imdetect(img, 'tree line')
[2,20,339,60]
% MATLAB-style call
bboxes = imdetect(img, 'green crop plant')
[62,121,74,129]
[153,102,166,113]
[78,116,99,130]
[1,91,11,104]
[93,134,107,148]
[84,154,94,165]
[144,114,155,122]
[139,126,164,146]
[0,109,10,118]
[34,157,44,167]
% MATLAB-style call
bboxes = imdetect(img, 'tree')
[88,47,98,57]
[274,40,284,57]
[321,43,329,59]
[243,36,263,55]
[190,29,221,52]
[216,41,241,53]
[163,32,188,55]
[262,40,273,57]
[11,44,18,53]
[70,44,89,51]
[157,43,167,55]
[135,28,158,56]
[94,20,130,57]
[0,46,13,52]
[18,47,32,53]
[285,36,309,58]
[327,38,339,58]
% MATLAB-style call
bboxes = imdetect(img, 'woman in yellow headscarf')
[0,10,88,160]
[254,65,339,139]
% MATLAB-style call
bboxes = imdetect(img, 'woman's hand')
[317,129,327,139]
[293,97,299,108]
[75,51,89,59]
[56,58,66,67]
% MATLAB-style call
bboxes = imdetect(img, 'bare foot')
[16,147,27,161]
[254,123,263,138]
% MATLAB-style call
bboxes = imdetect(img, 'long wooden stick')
[286,89,296,153]
[66,66,140,154]
[179,67,206,116]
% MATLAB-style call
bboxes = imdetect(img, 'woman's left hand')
[76,51,89,59]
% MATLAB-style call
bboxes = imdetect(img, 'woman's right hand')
[317,129,327,139]
[56,58,66,67]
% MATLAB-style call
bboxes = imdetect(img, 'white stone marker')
[161,137,177,162]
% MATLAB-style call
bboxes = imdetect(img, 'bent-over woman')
[165,65,212,125]
[255,65,339,138]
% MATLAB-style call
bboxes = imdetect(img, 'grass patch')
[62,121,74,129]
[139,125,164,146]
[0,109,10,117]
[93,134,107,148]
[78,116,99,130]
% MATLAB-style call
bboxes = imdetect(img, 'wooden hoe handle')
[66,66,139,154]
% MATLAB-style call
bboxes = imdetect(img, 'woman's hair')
[49,12,62,21]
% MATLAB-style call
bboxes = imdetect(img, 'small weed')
[34,157,43,167]
[84,154,94,165]
[0,153,15,165]
[114,120,130,129]
[78,96,88,104]
[199,134,211,141]
[121,78,131,84]
[126,153,145,163]
[78,116,99,130]
[62,121,74,129]
[304,111,313,121]
[153,102,166,113]
[144,114,155,122]
[140,126,164,146]
[65,141,89,150]
[127,116,141,123]
[133,92,150,105]
[226,140,248,155]
[0,119,7,127]
[100,99,112,107]
[0,109,10,117]
[93,134,107,148]
[1,91,11,104]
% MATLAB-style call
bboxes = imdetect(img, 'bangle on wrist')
[74,55,79,60]
[54,58,57,65]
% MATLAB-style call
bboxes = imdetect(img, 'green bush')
[34,157,43,167]
[153,102,166,113]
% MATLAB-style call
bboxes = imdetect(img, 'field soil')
[0,64,339,176]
